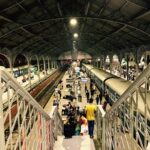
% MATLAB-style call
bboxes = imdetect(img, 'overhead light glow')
[73,33,78,38]
[70,18,77,26]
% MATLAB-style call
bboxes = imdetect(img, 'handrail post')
[102,117,105,150]
[0,71,5,150]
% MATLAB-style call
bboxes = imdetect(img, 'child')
[79,114,88,135]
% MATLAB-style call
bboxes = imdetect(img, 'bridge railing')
[0,68,63,150]
[96,65,150,150]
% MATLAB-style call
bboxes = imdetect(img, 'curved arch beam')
[0,16,149,39]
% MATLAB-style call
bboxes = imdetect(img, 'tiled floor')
[54,135,95,150]
[44,71,102,116]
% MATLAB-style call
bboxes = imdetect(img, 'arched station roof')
[0,0,149,58]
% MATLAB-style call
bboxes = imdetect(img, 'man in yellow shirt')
[85,98,97,138]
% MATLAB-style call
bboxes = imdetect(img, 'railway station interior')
[0,0,149,150]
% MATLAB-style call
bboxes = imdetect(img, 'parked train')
[82,64,131,103]
[82,63,150,148]
[5,65,37,77]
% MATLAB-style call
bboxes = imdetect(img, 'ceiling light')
[73,33,78,38]
[70,18,77,26]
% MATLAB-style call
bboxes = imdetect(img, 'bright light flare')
[73,33,78,38]
[70,18,77,26]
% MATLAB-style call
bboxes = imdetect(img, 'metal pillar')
[96,60,99,68]
[43,57,46,76]
[8,57,13,75]
[48,58,50,73]
[27,58,31,89]
[54,61,56,69]
[126,55,129,80]
[51,61,53,69]
[37,57,40,82]
[109,55,113,73]
[0,71,6,150]
[102,118,105,150]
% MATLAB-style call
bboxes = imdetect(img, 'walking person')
[91,88,94,98]
[86,90,89,102]
[96,95,100,105]
[85,84,87,92]
[103,101,108,111]
[58,90,62,99]
[99,89,103,104]
[85,98,97,138]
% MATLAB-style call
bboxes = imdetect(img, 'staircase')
[54,135,95,150]
[95,65,150,150]
[0,67,63,150]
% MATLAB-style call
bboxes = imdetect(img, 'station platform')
[44,71,99,116]
[2,68,56,108]
[44,71,106,150]
[47,71,97,149]
[15,68,56,90]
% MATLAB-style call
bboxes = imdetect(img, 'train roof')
[91,68,113,81]
[83,64,114,81]
[83,64,94,70]
[105,78,131,95]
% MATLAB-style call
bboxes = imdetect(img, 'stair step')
[54,135,95,150]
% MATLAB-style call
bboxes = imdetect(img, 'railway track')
[4,69,64,127]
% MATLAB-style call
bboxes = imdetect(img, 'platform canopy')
[0,0,149,58]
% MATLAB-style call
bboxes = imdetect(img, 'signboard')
[81,78,88,83]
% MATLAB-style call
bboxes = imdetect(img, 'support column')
[54,61,56,69]
[126,54,129,80]
[56,60,58,69]
[48,58,50,74]
[0,76,5,150]
[100,56,104,69]
[37,57,40,82]
[27,57,31,89]
[134,50,139,79]
[109,55,113,74]
[102,118,106,150]
[96,59,99,68]
[118,53,123,78]
[43,57,46,76]
[103,55,107,70]
[98,59,100,68]
[52,60,54,69]
[94,59,96,67]
[8,57,13,75]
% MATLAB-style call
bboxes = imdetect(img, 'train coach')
[6,65,36,78]
[82,63,131,103]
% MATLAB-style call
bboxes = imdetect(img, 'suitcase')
[64,124,73,138]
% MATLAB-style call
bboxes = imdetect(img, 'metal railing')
[0,68,63,150]
[96,65,150,150]
[25,69,56,91]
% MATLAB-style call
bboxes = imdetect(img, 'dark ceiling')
[0,0,149,57]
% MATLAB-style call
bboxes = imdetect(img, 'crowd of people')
[63,98,96,139]
[53,69,111,139]
[63,75,112,139]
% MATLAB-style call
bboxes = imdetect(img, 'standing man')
[85,98,97,138]
[96,95,100,105]
[99,89,103,104]
[86,90,90,102]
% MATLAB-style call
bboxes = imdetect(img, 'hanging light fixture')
[73,33,78,38]
[70,18,77,26]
